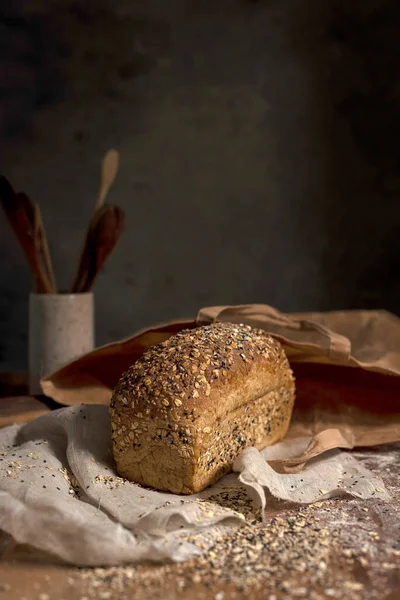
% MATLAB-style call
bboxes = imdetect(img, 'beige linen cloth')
[1,304,399,566]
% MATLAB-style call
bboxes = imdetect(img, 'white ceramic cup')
[28,292,94,395]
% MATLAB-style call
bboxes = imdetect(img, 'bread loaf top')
[110,323,291,450]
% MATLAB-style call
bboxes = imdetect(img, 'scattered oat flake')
[344,582,364,591]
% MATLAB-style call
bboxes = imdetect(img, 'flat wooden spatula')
[0,177,54,293]
[70,204,125,293]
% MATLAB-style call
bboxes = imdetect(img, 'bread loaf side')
[110,322,295,494]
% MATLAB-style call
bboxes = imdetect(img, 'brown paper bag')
[40,305,400,472]
[198,304,400,374]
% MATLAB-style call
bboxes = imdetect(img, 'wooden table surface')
[0,374,399,600]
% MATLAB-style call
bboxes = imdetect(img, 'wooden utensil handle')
[0,177,53,293]
[70,206,106,293]
[71,205,125,293]
[32,201,57,293]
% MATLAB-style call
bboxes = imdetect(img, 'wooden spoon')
[94,149,120,212]
[0,177,53,293]
[32,201,57,293]
[71,204,125,293]
[15,193,57,293]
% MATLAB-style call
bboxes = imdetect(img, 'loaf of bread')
[110,322,295,494]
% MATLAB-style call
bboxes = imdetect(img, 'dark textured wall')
[0,0,399,369]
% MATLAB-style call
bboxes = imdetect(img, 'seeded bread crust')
[110,322,295,494]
